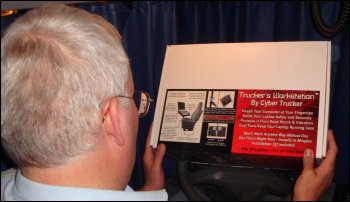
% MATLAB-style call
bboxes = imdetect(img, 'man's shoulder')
[1,168,17,201]
[1,168,17,175]
[1,168,16,183]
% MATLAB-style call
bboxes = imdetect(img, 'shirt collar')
[12,170,168,201]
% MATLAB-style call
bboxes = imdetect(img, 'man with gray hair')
[1,4,166,201]
[1,3,337,201]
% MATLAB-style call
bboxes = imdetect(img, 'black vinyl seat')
[181,102,203,131]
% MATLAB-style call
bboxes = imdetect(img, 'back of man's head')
[1,4,130,167]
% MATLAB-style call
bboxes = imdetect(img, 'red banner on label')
[231,90,319,157]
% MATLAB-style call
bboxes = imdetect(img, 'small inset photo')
[207,123,228,139]
[207,90,235,108]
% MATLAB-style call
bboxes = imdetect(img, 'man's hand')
[293,130,338,201]
[140,125,166,191]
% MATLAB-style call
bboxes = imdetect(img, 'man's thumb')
[303,149,314,169]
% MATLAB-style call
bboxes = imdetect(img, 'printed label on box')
[159,89,319,158]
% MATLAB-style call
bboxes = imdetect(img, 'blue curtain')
[1,1,348,188]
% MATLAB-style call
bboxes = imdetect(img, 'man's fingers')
[326,130,338,160]
[144,124,154,162]
[145,123,153,147]
[153,143,166,169]
[303,148,315,170]
[317,130,338,172]
[143,123,166,169]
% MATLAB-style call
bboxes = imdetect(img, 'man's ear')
[103,97,125,146]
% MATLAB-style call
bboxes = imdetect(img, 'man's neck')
[21,147,126,191]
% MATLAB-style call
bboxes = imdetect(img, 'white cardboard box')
[151,41,331,169]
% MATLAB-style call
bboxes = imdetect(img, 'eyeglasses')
[103,90,153,122]
[117,90,154,118]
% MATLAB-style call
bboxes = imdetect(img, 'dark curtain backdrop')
[1,1,348,188]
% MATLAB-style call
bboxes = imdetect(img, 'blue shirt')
[1,169,168,201]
